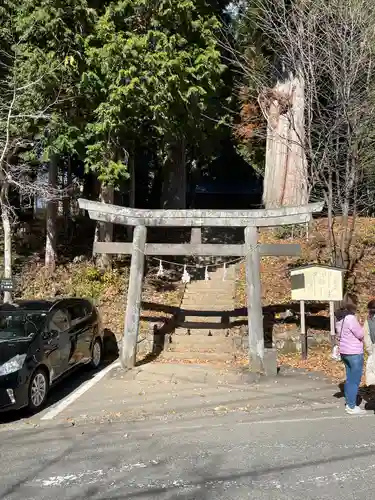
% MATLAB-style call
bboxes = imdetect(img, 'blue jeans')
[341,354,364,409]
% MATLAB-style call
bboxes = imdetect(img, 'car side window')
[67,304,88,327]
[49,309,70,333]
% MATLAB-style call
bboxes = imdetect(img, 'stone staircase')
[162,264,244,362]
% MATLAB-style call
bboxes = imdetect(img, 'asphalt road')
[1,406,375,500]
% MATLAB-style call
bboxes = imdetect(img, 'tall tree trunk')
[149,165,162,208]
[1,183,12,303]
[82,171,100,201]
[263,83,289,208]
[63,157,72,220]
[45,156,58,271]
[127,145,135,241]
[63,158,72,240]
[262,72,308,208]
[161,138,186,209]
[94,183,114,269]
[284,71,308,206]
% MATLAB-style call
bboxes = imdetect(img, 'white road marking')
[41,360,120,421]
[52,411,368,442]
[36,461,156,487]
[33,459,375,490]
[238,412,373,426]
[115,411,373,437]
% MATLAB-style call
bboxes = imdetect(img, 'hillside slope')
[236,217,375,314]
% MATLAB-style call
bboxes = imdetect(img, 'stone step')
[186,278,234,285]
[161,351,234,361]
[188,284,235,290]
[182,293,234,300]
[186,281,234,287]
[182,292,234,301]
[179,304,235,311]
[182,305,232,312]
[192,267,236,275]
[181,301,234,309]
[181,313,228,322]
[191,273,236,281]
[166,345,234,354]
[183,291,235,298]
[168,334,236,346]
[179,313,235,320]
[166,336,236,353]
[178,321,230,330]
[183,296,241,304]
[173,328,232,336]
[187,280,234,290]
[180,305,234,312]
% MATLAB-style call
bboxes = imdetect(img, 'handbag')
[331,345,340,361]
[331,317,345,361]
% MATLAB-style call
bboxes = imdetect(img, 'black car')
[0,298,104,413]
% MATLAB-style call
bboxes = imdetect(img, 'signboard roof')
[291,264,346,273]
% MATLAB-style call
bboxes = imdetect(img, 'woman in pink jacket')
[335,294,366,415]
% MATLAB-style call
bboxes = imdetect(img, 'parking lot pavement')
[0,358,349,434]
[24,362,345,428]
[0,360,119,431]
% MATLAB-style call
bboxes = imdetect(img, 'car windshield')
[0,311,47,340]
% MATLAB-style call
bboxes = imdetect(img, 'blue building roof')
[193,180,262,195]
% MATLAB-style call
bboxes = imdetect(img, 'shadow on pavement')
[68,446,375,500]
[334,381,375,413]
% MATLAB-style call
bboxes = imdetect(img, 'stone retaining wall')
[136,322,331,358]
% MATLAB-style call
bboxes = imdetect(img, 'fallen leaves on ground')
[148,346,370,388]
[278,345,351,383]
[154,357,233,366]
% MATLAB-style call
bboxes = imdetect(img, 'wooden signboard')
[291,265,346,359]
[291,265,344,302]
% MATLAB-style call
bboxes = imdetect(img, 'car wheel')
[28,368,49,412]
[90,338,102,369]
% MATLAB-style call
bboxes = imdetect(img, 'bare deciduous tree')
[234,0,375,268]
[0,35,65,300]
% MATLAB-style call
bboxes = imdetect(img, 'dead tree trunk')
[161,138,186,209]
[261,72,308,209]
[45,156,58,271]
[1,183,12,303]
[253,0,375,267]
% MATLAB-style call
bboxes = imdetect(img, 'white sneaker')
[345,405,367,415]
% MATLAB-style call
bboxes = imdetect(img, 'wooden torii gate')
[78,199,324,373]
